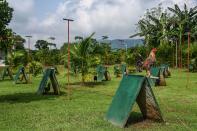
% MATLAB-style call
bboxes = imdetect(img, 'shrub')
[29,61,43,76]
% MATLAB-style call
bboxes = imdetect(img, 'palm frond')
[129,33,141,38]
[148,15,160,25]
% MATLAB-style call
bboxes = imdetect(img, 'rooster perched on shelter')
[143,48,157,77]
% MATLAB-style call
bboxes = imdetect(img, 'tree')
[102,35,108,40]
[35,40,58,66]
[11,34,27,67]
[75,36,83,41]
[14,35,26,50]
[70,33,95,83]
[0,0,13,32]
[35,40,50,50]
[0,28,15,64]
[0,0,13,64]
[133,3,197,67]
[168,4,197,68]
[132,4,164,49]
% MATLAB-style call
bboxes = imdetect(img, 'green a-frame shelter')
[150,67,166,86]
[0,66,13,81]
[106,75,163,128]
[96,65,111,82]
[37,68,60,95]
[14,66,28,84]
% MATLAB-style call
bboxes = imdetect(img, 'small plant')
[189,58,197,72]
[29,61,43,76]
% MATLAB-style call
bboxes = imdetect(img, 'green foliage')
[90,56,101,67]
[70,33,95,82]
[190,43,197,58]
[35,39,56,51]
[29,61,43,76]
[75,36,83,41]
[0,28,14,64]
[101,44,112,65]
[7,35,27,67]
[35,40,50,50]
[14,35,25,50]
[12,50,28,67]
[0,0,13,64]
[157,43,173,65]
[136,4,164,48]
[185,43,197,71]
[0,0,13,31]
[115,49,126,64]
[126,54,135,66]
[190,58,197,72]
[135,3,197,66]
[126,46,147,66]
[35,49,49,65]
[34,40,60,66]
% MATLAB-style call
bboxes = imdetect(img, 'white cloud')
[7,0,197,48]
[40,0,146,41]
[7,0,36,48]
[8,0,34,13]
[160,0,197,8]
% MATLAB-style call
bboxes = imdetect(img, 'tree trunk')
[181,35,184,68]
[176,40,178,68]
[81,60,85,83]
[179,33,182,68]
[172,43,174,68]
[81,73,84,83]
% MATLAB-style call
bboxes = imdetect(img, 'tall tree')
[0,0,13,64]
[70,33,95,83]
[35,40,50,50]
[168,4,197,67]
[75,36,83,41]
[14,35,26,50]
[35,40,57,65]
[0,0,13,32]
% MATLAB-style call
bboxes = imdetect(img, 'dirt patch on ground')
[128,119,155,128]
[126,112,161,129]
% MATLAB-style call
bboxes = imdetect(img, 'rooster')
[143,48,157,77]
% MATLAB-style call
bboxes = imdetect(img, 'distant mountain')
[99,39,144,49]
[111,39,144,49]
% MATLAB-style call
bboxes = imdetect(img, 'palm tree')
[131,18,157,56]
[168,4,197,68]
[102,36,108,40]
[48,37,56,49]
[71,33,95,83]
[75,36,83,41]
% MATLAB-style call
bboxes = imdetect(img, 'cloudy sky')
[7,0,197,48]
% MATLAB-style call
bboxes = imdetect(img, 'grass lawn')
[0,67,197,131]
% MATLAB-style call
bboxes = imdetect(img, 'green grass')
[0,67,197,131]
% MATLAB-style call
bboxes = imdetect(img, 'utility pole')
[187,32,190,71]
[175,39,178,68]
[186,31,190,88]
[25,35,32,83]
[63,18,74,99]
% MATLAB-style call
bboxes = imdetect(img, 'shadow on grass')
[126,112,144,127]
[68,81,107,88]
[0,79,13,82]
[126,112,158,128]
[0,92,66,104]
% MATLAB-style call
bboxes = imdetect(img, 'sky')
[7,0,197,49]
